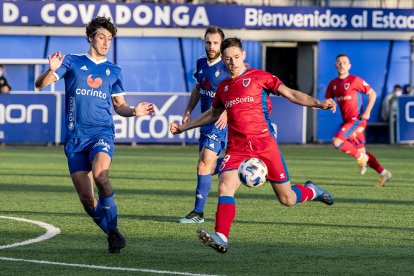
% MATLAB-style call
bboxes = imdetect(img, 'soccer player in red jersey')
[170,37,336,254]
[325,54,392,187]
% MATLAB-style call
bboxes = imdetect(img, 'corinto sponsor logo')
[0,104,48,124]
[224,96,254,108]
[199,88,215,97]
[75,88,107,99]
[114,95,199,140]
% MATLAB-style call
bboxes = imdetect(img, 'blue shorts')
[199,131,227,156]
[65,137,114,174]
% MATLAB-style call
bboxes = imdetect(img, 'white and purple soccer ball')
[238,158,268,188]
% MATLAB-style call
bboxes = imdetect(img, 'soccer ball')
[238,158,268,188]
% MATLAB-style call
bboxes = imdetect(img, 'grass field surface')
[0,144,413,275]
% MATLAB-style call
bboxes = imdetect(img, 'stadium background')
[0,0,413,145]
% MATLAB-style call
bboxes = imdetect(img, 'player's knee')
[197,160,213,175]
[332,138,342,148]
[93,171,109,185]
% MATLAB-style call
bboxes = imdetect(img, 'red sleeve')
[354,76,372,94]
[260,71,283,95]
[325,81,333,99]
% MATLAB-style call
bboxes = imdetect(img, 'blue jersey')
[193,56,229,136]
[54,54,125,140]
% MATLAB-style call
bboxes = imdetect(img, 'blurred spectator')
[403,84,411,95]
[0,64,11,94]
[381,84,402,121]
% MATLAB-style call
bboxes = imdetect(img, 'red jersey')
[325,74,372,122]
[212,68,282,148]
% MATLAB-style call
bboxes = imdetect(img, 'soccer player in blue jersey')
[178,26,230,224]
[35,17,155,254]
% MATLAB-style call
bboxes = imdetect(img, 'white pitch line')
[0,216,60,250]
[0,257,220,276]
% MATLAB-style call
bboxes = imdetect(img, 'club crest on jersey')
[215,69,220,77]
[242,78,251,87]
[344,83,350,90]
[106,68,110,76]
[333,85,336,90]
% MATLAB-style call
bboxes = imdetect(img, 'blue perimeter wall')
[0,35,411,143]
[0,35,262,93]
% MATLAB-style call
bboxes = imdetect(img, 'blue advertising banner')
[397,96,414,144]
[113,93,201,144]
[0,93,58,143]
[2,2,414,31]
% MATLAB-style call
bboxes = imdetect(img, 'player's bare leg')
[360,148,392,187]
[271,180,333,206]
[333,137,368,175]
[92,152,126,254]
[71,171,95,213]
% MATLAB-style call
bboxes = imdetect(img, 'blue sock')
[194,174,212,213]
[212,157,224,175]
[87,200,109,234]
[99,192,118,232]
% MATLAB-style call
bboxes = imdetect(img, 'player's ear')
[242,50,246,60]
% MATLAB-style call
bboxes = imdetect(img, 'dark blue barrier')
[0,93,59,143]
[397,96,414,143]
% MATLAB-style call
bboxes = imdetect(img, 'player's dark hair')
[86,17,117,42]
[221,37,243,53]
[336,53,349,60]
[204,26,225,41]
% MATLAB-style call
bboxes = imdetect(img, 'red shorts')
[335,119,366,149]
[219,135,289,184]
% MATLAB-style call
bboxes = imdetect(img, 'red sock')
[366,152,384,174]
[337,141,361,159]
[215,196,236,238]
[292,184,315,203]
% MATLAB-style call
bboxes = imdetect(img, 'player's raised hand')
[169,122,184,135]
[321,98,336,113]
[359,111,370,121]
[135,102,155,116]
[215,110,227,130]
[48,51,65,72]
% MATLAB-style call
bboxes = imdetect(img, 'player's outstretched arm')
[170,106,224,135]
[182,84,201,124]
[35,51,64,89]
[278,84,336,112]
[112,95,155,117]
